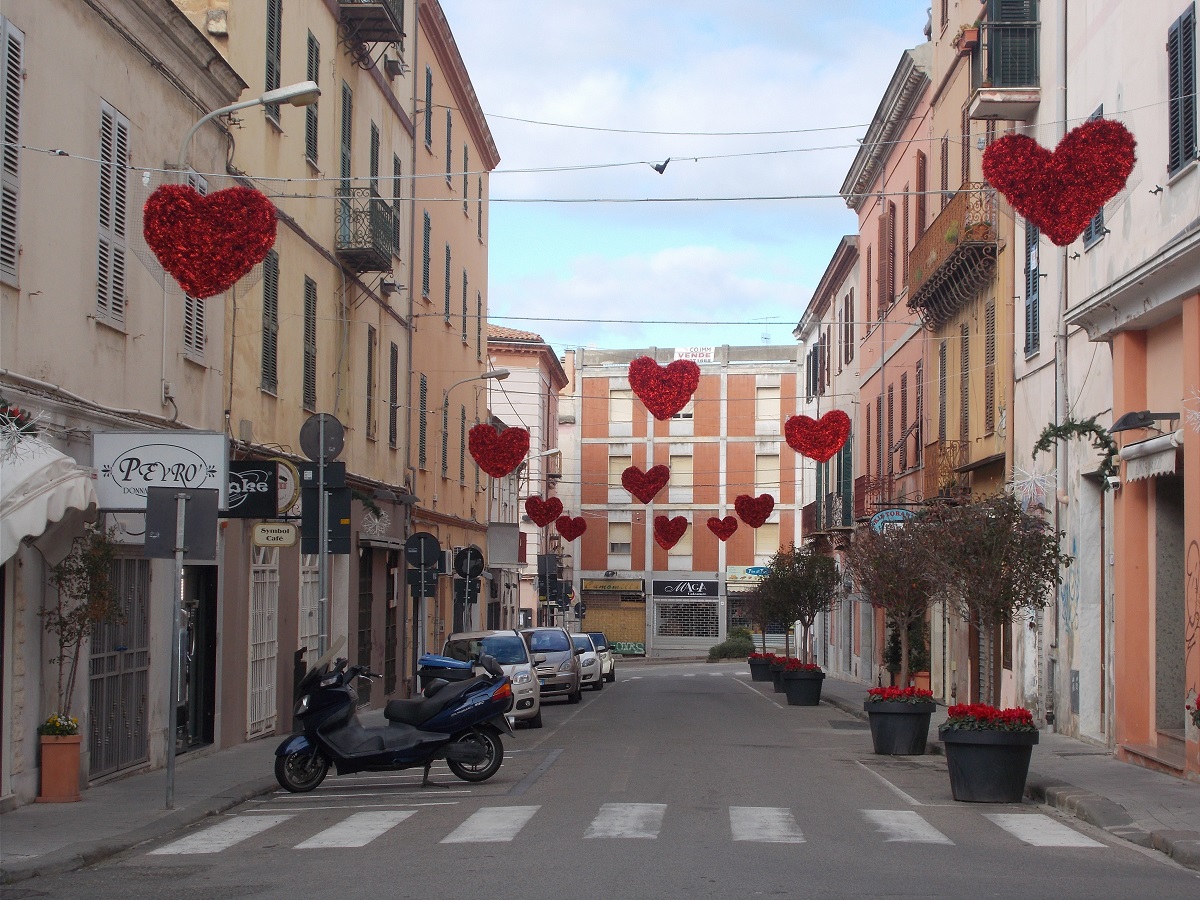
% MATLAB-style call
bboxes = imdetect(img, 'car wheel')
[605,669,616,683]
[592,677,604,692]
[527,708,543,728]
[567,685,582,704]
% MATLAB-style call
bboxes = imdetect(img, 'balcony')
[338,1,406,46]
[922,441,970,502]
[907,184,999,329]
[822,491,853,531]
[801,500,819,537]
[853,474,894,519]
[335,186,396,273]
[969,20,1041,120]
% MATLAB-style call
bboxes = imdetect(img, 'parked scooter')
[275,648,514,792]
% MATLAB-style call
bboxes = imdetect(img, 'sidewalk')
[819,676,1200,871]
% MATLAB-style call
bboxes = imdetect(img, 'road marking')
[683,673,696,677]
[729,806,805,843]
[985,813,1105,847]
[247,801,458,812]
[710,672,723,676]
[854,760,923,806]
[508,748,563,797]
[294,810,416,848]
[584,803,666,839]
[862,809,953,844]
[733,675,784,705]
[440,805,540,843]
[148,814,292,855]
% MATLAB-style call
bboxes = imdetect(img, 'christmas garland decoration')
[653,514,688,550]
[734,493,774,528]
[467,423,530,478]
[1031,414,1119,486]
[627,356,701,420]
[982,119,1136,247]
[707,515,738,541]
[621,464,670,504]
[784,410,851,463]
[555,515,587,542]
[143,184,278,298]
[525,495,563,528]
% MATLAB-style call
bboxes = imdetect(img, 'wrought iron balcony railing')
[822,491,853,530]
[335,185,396,273]
[801,500,819,537]
[338,0,406,46]
[907,184,998,329]
[922,440,970,501]
[853,474,894,519]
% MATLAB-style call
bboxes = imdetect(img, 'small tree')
[843,517,945,689]
[734,585,773,653]
[42,524,123,726]
[759,544,841,665]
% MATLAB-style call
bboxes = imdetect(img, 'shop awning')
[1,440,97,565]
[1119,429,1184,483]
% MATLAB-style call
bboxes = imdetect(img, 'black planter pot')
[864,700,936,755]
[781,671,824,706]
[770,665,786,693]
[748,659,772,682]
[939,727,1040,802]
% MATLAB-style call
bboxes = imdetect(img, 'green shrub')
[707,634,755,662]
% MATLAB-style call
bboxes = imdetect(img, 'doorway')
[178,565,216,751]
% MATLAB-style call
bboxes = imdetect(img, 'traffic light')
[573,601,586,618]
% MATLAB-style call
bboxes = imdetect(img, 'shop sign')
[227,460,278,519]
[94,431,227,511]
[869,508,916,533]
[726,565,768,585]
[253,523,297,547]
[674,347,715,362]
[653,579,718,597]
[581,578,644,593]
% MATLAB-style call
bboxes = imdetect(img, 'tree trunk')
[800,619,814,664]
[899,619,910,689]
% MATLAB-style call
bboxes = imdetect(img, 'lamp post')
[176,80,321,169]
[439,369,510,477]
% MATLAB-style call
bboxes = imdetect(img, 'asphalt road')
[13,661,1199,899]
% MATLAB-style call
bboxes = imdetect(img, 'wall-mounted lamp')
[177,80,320,169]
[1069,252,1081,260]
[1109,410,1180,433]
[1149,185,1163,195]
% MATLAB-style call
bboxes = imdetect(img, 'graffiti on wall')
[1186,540,1200,693]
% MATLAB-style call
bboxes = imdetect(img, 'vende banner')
[94,431,227,511]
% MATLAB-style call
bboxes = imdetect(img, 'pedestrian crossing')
[147,804,1106,856]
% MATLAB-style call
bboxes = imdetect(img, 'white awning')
[1119,429,1184,483]
[1,440,97,565]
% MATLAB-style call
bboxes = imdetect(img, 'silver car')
[521,627,582,704]
[587,631,616,683]
[571,632,604,691]
[445,629,542,728]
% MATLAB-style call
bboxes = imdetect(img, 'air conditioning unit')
[438,549,453,575]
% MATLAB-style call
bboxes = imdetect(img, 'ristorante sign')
[94,431,227,511]
[653,579,718,597]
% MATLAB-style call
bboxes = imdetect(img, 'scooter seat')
[385,677,481,726]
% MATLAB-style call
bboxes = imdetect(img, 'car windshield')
[525,630,570,652]
[571,634,593,652]
[588,633,608,650]
[444,635,529,665]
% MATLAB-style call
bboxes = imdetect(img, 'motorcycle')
[274,648,514,793]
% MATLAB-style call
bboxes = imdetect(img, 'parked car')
[445,629,542,728]
[587,631,616,683]
[520,627,582,704]
[571,632,603,691]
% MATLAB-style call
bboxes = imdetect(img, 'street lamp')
[441,368,510,412]
[176,80,321,169]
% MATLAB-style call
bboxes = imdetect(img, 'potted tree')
[38,524,122,802]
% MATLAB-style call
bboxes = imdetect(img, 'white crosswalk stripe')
[862,809,954,844]
[295,810,416,849]
[584,802,667,839]
[440,805,540,843]
[985,813,1105,847]
[149,814,293,855]
[729,806,805,843]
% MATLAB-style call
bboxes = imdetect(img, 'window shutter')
[423,66,433,146]
[265,1,282,119]
[915,150,927,237]
[459,406,466,482]
[886,383,894,474]
[183,295,205,357]
[0,19,23,284]
[876,395,884,478]
[419,374,428,469]
[1167,6,1198,174]
[443,244,451,320]
[369,122,380,196]
[441,405,449,477]
[388,342,399,447]
[392,155,402,256]
[886,201,897,304]
[866,402,872,479]
[422,210,431,296]
[463,145,469,212]
[959,324,970,440]
[914,359,923,467]
[960,104,970,186]
[1024,223,1040,355]
[305,32,319,163]
[985,301,996,433]
[938,340,947,442]
[461,270,468,341]
[445,110,453,181]
[366,325,377,438]
[97,104,129,325]
[1082,107,1106,245]
[900,373,909,471]
[939,136,949,210]
[340,83,353,184]
[865,247,873,321]
[261,250,279,392]
[846,289,854,361]
[303,277,317,410]
[476,293,483,360]
[477,178,483,241]
[901,188,910,293]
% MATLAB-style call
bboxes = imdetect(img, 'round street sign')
[299,413,345,461]
[405,531,442,569]
[455,544,484,578]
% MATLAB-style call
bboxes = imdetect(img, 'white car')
[588,631,616,683]
[571,632,604,692]
[444,629,542,727]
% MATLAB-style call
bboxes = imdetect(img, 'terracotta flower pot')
[38,734,82,803]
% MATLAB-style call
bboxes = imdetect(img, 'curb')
[0,776,278,885]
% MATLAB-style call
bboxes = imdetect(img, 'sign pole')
[317,416,328,657]
[165,491,188,809]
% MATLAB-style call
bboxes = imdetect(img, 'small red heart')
[627,357,700,420]
[555,515,587,542]
[982,119,1136,247]
[784,410,851,463]
[524,496,563,528]
[653,515,688,550]
[468,424,530,477]
[621,465,670,504]
[707,516,738,541]
[143,184,278,298]
[734,494,774,529]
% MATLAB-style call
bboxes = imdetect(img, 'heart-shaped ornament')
[734,494,774,528]
[524,495,563,528]
[143,184,278,298]
[468,424,530,477]
[784,409,851,463]
[627,357,701,420]
[982,119,1136,247]
[707,516,738,541]
[621,465,670,504]
[555,515,587,542]
[653,514,688,550]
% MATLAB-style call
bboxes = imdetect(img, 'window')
[392,154,402,256]
[876,395,883,477]
[304,278,317,410]
[1082,107,1108,247]
[755,454,778,494]
[939,135,949,210]
[445,109,453,182]
[261,250,279,393]
[915,150,927,238]
[669,455,693,490]
[938,340,948,442]
[668,517,693,558]
[264,0,282,121]
[182,172,208,359]
[369,122,380,197]
[443,244,451,320]
[673,399,694,420]
[461,270,469,341]
[608,452,632,491]
[609,388,633,423]
[388,342,399,447]
[1,17,24,285]
[305,32,319,163]
[886,201,896,307]
[608,521,632,555]
[459,406,466,483]
[418,374,428,469]
[985,301,996,433]
[960,324,970,440]
[1168,3,1198,175]
[421,210,431,296]
[756,385,780,423]
[423,66,433,147]
[476,293,483,360]
[876,212,888,318]
[366,325,377,439]
[1025,223,1040,355]
[754,522,779,562]
[940,0,948,30]
[97,102,129,326]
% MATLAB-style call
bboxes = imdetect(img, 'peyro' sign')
[253,523,297,547]
[94,431,227,511]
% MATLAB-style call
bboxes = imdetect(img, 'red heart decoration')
[555,515,587,542]
[627,357,701,420]
[707,516,738,541]
[142,184,278,298]
[784,409,851,463]
[525,495,563,528]
[622,465,670,504]
[653,514,688,550]
[734,494,774,529]
[982,119,1136,247]
[468,424,530,477]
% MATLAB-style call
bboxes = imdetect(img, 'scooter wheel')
[446,730,504,782]
[275,749,330,792]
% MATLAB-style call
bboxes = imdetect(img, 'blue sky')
[441,1,931,353]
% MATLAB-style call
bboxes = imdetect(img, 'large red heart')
[525,495,563,528]
[982,119,1136,247]
[622,465,670,504]
[784,410,851,463]
[627,357,700,420]
[468,424,529,477]
[707,516,738,541]
[653,515,688,550]
[734,494,774,528]
[555,515,587,542]
[142,184,278,298]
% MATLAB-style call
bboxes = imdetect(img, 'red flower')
[943,703,1036,732]
[867,686,934,704]
[782,658,822,672]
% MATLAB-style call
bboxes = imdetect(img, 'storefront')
[651,577,720,656]
[579,578,645,655]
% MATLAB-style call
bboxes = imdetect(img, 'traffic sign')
[405,531,442,569]
[299,413,344,461]
[454,545,485,578]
